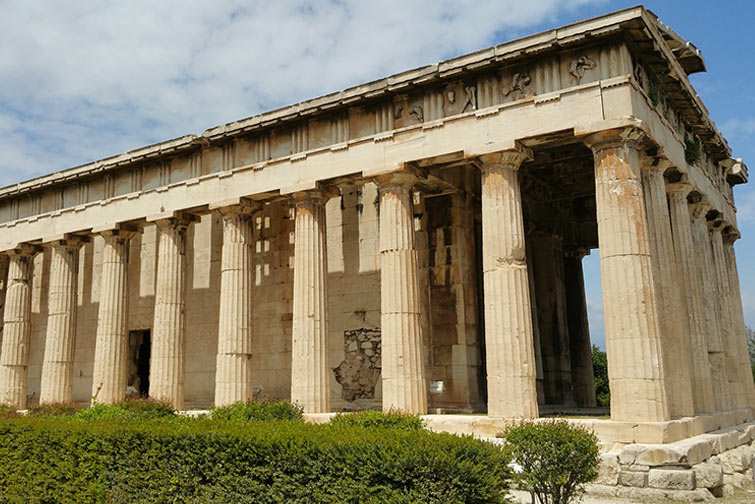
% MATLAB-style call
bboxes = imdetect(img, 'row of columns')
[0,129,752,421]
[586,127,755,421]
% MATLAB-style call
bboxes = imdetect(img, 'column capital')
[478,144,533,172]
[374,169,426,191]
[147,211,200,230]
[689,200,712,219]
[723,229,741,245]
[564,246,590,260]
[289,184,340,205]
[210,197,263,217]
[665,181,694,197]
[640,154,674,174]
[42,234,90,250]
[6,243,42,258]
[583,126,646,153]
[706,210,724,231]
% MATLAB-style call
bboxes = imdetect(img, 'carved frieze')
[569,55,597,82]
[443,81,476,116]
[502,72,534,101]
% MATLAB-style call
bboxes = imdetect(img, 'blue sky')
[1,1,752,348]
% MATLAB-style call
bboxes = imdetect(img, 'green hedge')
[330,410,424,430]
[209,399,303,422]
[0,417,512,503]
[76,398,175,421]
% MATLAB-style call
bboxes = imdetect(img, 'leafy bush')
[684,136,701,165]
[503,419,600,504]
[331,409,424,430]
[0,404,20,419]
[27,402,84,418]
[210,399,303,422]
[0,417,512,503]
[591,344,610,408]
[76,398,175,421]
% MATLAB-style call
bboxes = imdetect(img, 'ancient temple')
[0,6,752,444]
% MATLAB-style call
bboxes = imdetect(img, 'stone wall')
[593,422,755,500]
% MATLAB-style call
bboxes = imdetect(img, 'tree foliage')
[591,344,610,408]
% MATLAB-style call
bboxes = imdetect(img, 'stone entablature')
[0,7,741,238]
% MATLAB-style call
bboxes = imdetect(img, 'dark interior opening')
[128,330,151,397]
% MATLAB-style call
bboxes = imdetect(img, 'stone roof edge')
[0,4,731,198]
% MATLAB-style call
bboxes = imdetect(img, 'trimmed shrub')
[331,409,424,430]
[0,417,512,503]
[210,399,303,422]
[76,398,175,421]
[27,402,84,418]
[503,419,600,504]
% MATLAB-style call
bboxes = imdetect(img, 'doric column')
[690,201,730,412]
[91,227,137,404]
[723,231,755,410]
[378,173,427,414]
[290,189,332,413]
[564,248,597,409]
[525,242,545,405]
[479,148,538,419]
[584,128,669,422]
[641,162,695,418]
[39,236,88,404]
[531,232,574,407]
[149,214,196,410]
[0,244,40,408]
[667,184,715,414]
[710,222,745,409]
[213,200,261,407]
[0,254,8,344]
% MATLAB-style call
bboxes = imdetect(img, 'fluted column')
[690,201,730,412]
[479,148,538,419]
[291,190,332,413]
[641,163,695,418]
[0,254,8,343]
[0,245,40,409]
[667,184,715,413]
[92,228,137,404]
[564,249,597,409]
[39,236,88,404]
[723,232,755,410]
[531,232,574,407]
[378,173,427,414]
[584,128,669,422]
[525,242,545,405]
[149,215,196,410]
[214,201,261,406]
[710,223,745,409]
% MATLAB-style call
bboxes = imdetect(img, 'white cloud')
[735,187,755,223]
[0,0,604,187]
[720,117,755,139]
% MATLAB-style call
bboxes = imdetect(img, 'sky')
[1,1,753,349]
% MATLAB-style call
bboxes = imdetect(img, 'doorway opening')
[128,330,151,397]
